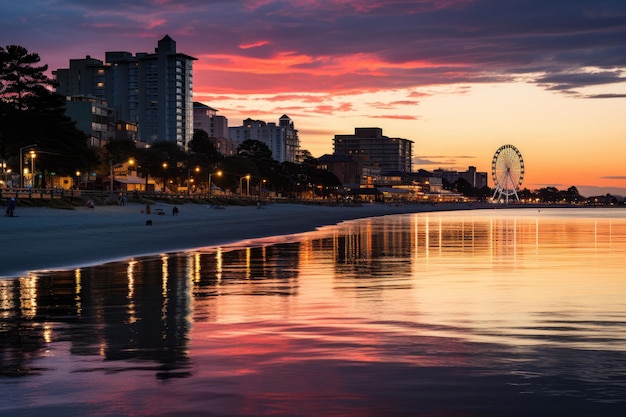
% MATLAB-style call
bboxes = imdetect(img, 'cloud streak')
[2,0,625,97]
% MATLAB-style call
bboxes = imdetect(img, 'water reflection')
[1,208,626,416]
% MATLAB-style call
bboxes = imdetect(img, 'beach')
[0,201,484,278]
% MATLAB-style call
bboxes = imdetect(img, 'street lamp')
[187,166,199,194]
[239,174,251,196]
[19,144,37,188]
[29,150,37,188]
[259,178,267,200]
[208,169,222,198]
[162,162,168,193]
[75,171,81,189]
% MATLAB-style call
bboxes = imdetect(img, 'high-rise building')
[54,35,196,148]
[333,127,413,173]
[228,115,300,163]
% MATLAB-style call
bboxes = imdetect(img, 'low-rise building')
[63,96,116,147]
[317,154,360,188]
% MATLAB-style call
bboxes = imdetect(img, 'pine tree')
[0,45,53,110]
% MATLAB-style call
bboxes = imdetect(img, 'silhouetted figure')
[6,198,16,217]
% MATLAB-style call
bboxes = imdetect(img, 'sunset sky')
[1,0,625,196]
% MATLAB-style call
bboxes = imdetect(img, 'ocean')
[1,207,626,416]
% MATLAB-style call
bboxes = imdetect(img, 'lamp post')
[259,178,267,200]
[19,144,37,188]
[239,174,250,196]
[162,162,168,193]
[29,150,37,188]
[188,166,199,195]
[208,169,222,198]
[75,171,81,189]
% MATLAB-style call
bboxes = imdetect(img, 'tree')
[1,45,98,179]
[564,186,582,203]
[188,129,223,172]
[0,45,54,110]
[237,139,273,161]
[298,149,316,165]
[538,187,560,203]
[104,139,137,165]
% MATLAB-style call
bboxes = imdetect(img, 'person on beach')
[172,206,179,216]
[5,197,16,217]
[145,204,151,214]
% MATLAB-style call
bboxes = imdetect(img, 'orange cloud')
[239,40,270,49]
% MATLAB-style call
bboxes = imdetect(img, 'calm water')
[2,207,626,416]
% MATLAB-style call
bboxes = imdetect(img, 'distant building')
[459,166,488,189]
[333,127,413,173]
[193,102,236,156]
[317,154,360,188]
[433,168,459,184]
[228,115,300,163]
[433,166,488,189]
[54,35,196,148]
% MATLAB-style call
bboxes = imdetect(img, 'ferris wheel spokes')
[491,144,524,203]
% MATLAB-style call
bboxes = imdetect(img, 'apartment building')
[54,35,196,148]
[333,127,413,173]
[193,102,235,156]
[228,115,300,163]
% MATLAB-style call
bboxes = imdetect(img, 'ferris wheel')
[491,144,524,202]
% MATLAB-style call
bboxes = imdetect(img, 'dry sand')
[0,201,484,278]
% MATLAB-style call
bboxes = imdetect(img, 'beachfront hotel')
[53,35,196,148]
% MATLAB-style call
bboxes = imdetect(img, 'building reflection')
[0,255,194,379]
[0,240,302,378]
[2,211,623,380]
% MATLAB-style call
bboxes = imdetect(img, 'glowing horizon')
[2,0,625,195]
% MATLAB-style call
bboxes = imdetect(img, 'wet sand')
[0,201,484,278]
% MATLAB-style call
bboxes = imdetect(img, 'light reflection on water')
[1,207,626,416]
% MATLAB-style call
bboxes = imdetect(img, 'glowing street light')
[239,174,251,196]
[29,150,37,188]
[19,144,37,188]
[162,162,168,193]
[188,166,200,194]
[259,178,267,200]
[208,169,222,198]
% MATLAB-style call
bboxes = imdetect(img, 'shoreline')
[0,201,565,278]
